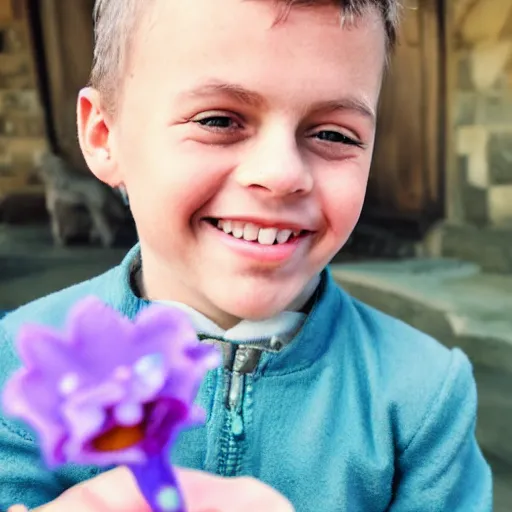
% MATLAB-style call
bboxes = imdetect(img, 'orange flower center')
[92,424,145,452]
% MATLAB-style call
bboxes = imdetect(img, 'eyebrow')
[180,80,267,109]
[315,98,376,125]
[180,79,376,124]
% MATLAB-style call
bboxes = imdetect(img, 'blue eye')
[315,130,363,146]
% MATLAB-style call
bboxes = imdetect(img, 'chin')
[211,289,301,322]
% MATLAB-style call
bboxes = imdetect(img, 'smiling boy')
[0,0,492,511]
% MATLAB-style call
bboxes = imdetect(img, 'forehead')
[124,0,386,110]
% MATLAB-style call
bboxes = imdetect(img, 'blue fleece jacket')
[0,246,492,511]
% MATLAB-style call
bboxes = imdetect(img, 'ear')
[77,87,122,187]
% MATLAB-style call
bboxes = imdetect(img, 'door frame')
[360,0,447,238]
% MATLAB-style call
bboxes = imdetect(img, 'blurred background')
[0,0,510,509]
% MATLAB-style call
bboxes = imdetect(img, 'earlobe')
[77,87,121,187]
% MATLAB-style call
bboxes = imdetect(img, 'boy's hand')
[8,466,294,512]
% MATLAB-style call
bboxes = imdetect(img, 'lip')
[202,219,310,264]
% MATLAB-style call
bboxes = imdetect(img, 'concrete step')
[331,259,512,372]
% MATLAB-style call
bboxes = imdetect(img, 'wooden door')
[362,0,444,232]
[28,0,94,171]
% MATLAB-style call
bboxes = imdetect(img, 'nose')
[234,131,314,197]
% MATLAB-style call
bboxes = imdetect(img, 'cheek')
[121,139,235,224]
[319,164,369,234]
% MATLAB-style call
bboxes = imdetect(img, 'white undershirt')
[157,275,320,343]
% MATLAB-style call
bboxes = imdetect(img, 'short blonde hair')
[90,0,152,114]
[90,0,401,114]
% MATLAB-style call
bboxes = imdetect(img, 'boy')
[0,0,493,511]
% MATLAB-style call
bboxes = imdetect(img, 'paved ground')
[1,225,511,509]
[0,225,126,309]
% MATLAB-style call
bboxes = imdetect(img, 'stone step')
[423,223,512,274]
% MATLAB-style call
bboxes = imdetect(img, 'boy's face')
[91,0,386,327]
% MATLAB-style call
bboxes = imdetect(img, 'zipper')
[218,345,262,476]
[227,348,249,437]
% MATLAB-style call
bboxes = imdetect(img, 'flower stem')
[129,453,186,512]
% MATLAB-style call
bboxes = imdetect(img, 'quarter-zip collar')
[112,244,343,376]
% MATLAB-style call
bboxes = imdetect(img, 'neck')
[135,264,239,330]
[136,248,320,330]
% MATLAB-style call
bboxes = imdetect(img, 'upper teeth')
[217,220,298,245]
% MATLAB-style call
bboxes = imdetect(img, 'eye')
[192,113,242,131]
[188,111,247,145]
[314,130,364,147]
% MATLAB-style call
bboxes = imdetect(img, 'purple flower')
[2,297,220,468]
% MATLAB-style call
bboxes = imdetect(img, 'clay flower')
[2,297,221,512]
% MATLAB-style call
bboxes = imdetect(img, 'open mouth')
[204,218,309,246]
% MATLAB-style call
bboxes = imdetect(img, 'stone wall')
[452,0,512,227]
[0,0,47,203]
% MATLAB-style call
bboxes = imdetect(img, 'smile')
[205,218,309,246]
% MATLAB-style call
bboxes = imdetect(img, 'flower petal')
[3,370,67,466]
[67,297,136,377]
[135,306,197,344]
[114,402,144,426]
[60,380,128,463]
[16,324,75,377]
[133,306,198,360]
[185,343,222,371]
[142,398,189,456]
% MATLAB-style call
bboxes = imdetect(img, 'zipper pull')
[230,408,244,437]
[228,370,244,437]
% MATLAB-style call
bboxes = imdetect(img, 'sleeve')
[0,417,65,510]
[389,349,493,511]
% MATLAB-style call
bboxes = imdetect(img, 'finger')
[177,470,294,512]
[34,467,150,512]
[8,506,29,512]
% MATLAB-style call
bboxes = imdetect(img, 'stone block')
[459,156,490,226]
[0,90,41,115]
[0,137,47,177]
[439,223,512,273]
[0,115,45,138]
[482,94,512,125]
[0,54,33,89]
[10,143,46,170]
[489,133,512,185]
[457,53,474,90]
[460,1,512,45]
[0,23,28,53]
[0,161,13,177]
[461,185,489,226]
[457,126,489,188]
[471,41,512,91]
[456,92,478,125]
[488,185,512,224]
